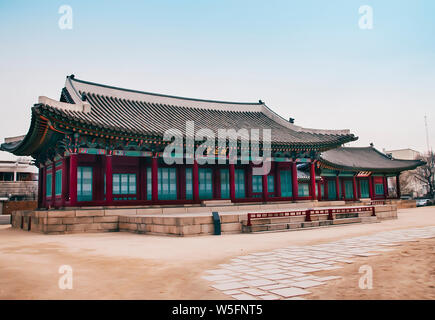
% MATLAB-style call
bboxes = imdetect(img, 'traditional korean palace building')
[0,75,424,209]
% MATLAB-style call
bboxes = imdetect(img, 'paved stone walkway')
[203,226,435,300]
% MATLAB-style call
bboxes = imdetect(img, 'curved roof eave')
[319,158,424,173]
[319,146,426,173]
[0,107,52,157]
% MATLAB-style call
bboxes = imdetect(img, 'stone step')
[332,217,362,225]
[241,213,331,226]
[202,200,233,207]
[243,219,335,233]
[0,215,11,225]
[243,216,363,233]
[360,216,379,223]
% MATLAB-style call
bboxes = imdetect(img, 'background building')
[384,148,427,198]
[0,147,38,214]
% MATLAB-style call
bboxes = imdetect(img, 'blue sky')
[0,0,434,153]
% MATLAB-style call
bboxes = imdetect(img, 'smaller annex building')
[315,146,424,201]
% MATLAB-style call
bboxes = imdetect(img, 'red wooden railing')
[246,206,375,226]
[370,200,385,205]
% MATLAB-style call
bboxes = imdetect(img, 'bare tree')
[412,152,434,199]
[400,170,417,197]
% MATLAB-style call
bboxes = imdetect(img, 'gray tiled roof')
[50,76,357,147]
[320,146,425,172]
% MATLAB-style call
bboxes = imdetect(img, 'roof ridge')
[370,146,397,160]
[340,146,372,150]
[67,75,263,106]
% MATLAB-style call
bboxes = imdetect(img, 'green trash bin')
[212,212,221,235]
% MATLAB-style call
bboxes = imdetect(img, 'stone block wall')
[374,204,398,220]
[11,209,119,234]
[119,213,243,236]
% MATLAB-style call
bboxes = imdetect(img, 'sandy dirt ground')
[306,238,435,300]
[0,206,435,299]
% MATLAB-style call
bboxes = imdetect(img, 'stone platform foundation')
[11,209,119,234]
[9,200,397,236]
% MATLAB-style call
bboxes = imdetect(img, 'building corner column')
[193,159,199,203]
[352,175,358,200]
[262,171,268,202]
[291,160,298,200]
[368,174,374,199]
[105,154,113,205]
[151,154,158,202]
[229,163,236,202]
[37,166,43,208]
[51,159,56,208]
[317,181,322,201]
[246,162,252,199]
[275,162,281,198]
[69,154,78,206]
[309,161,316,200]
[61,157,68,207]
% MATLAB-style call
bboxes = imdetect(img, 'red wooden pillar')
[61,157,68,207]
[193,159,199,203]
[335,175,340,200]
[291,161,298,200]
[262,172,268,202]
[51,159,56,208]
[213,166,221,199]
[229,163,236,202]
[396,173,401,199]
[175,166,181,200]
[317,181,322,201]
[42,166,47,208]
[309,161,316,200]
[246,163,252,198]
[352,175,358,200]
[368,175,374,199]
[38,166,43,208]
[179,166,187,200]
[137,157,143,201]
[275,162,281,198]
[105,155,113,205]
[151,154,158,202]
[383,175,388,199]
[69,154,78,206]
[341,179,346,200]
[139,157,147,201]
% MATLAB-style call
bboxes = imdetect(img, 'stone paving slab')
[241,288,268,296]
[259,294,281,300]
[291,280,324,289]
[270,287,311,298]
[211,282,248,291]
[203,226,435,300]
[231,293,257,300]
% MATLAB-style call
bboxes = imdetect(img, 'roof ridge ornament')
[38,96,91,113]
